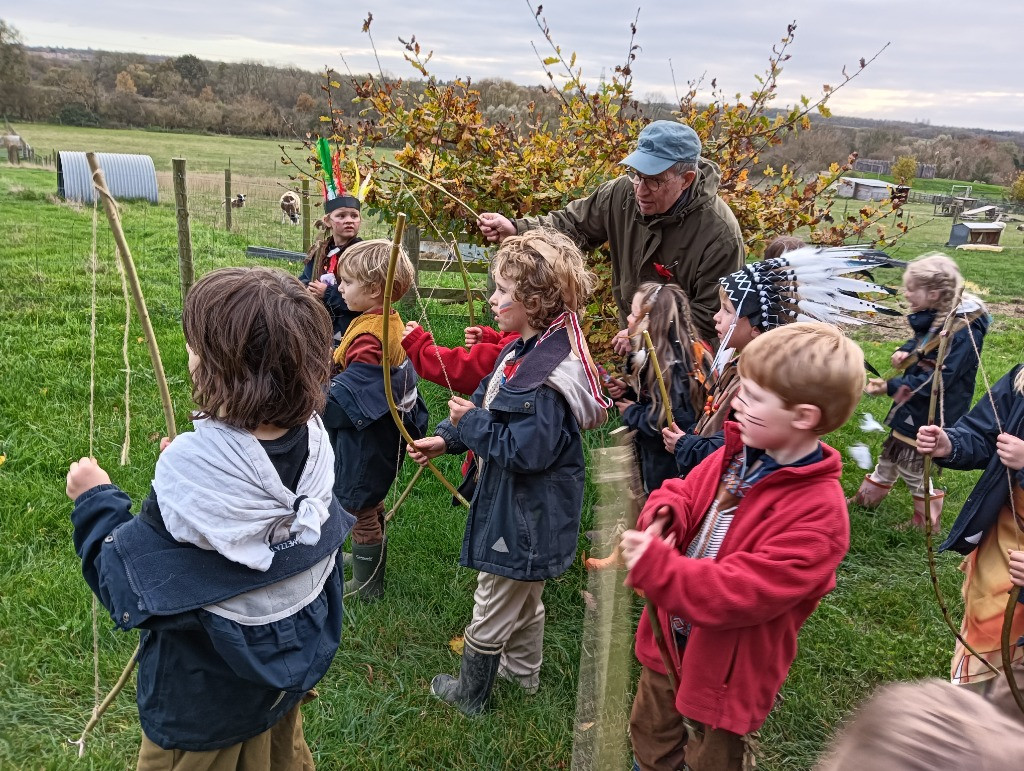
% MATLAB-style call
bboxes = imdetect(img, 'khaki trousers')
[136,702,314,771]
[869,456,932,497]
[464,572,545,690]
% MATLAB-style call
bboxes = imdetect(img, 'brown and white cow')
[280,191,301,224]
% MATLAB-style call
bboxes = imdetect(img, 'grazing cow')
[223,193,246,209]
[280,191,301,224]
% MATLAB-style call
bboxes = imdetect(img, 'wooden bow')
[920,294,1000,679]
[380,213,469,507]
[72,153,178,755]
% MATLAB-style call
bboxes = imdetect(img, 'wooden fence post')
[173,158,194,302]
[403,225,421,296]
[224,168,232,231]
[301,178,311,254]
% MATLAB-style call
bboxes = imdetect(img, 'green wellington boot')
[344,541,385,601]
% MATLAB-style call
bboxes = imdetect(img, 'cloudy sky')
[9,1,1023,132]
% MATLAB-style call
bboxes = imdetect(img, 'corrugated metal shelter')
[57,151,158,204]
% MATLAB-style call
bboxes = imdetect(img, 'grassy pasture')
[1,134,1024,769]
[16,122,300,176]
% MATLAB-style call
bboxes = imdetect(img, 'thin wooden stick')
[1001,585,1024,714]
[86,153,176,441]
[381,160,481,220]
[381,213,469,507]
[448,233,477,327]
[642,331,673,430]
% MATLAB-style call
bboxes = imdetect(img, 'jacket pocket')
[513,495,538,574]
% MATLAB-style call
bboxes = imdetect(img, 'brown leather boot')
[911,490,945,532]
[848,475,893,509]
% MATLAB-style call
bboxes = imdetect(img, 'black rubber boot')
[431,644,500,716]
[344,541,385,601]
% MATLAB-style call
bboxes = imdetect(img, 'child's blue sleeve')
[456,388,572,474]
[675,430,725,476]
[941,368,1019,470]
[70,484,147,629]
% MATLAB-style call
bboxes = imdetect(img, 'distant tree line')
[0,19,1020,185]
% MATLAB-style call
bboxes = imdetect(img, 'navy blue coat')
[621,359,698,491]
[71,484,353,750]
[299,236,361,338]
[436,330,586,581]
[885,309,988,438]
[323,360,428,511]
[939,365,1024,563]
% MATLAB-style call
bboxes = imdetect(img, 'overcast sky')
[9,1,1023,132]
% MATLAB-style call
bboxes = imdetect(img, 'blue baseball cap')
[620,121,701,176]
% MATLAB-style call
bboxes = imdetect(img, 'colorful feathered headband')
[315,137,372,213]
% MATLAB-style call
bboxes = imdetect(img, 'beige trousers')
[869,456,933,497]
[464,572,545,690]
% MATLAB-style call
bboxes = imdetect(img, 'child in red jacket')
[402,321,519,395]
[620,322,865,771]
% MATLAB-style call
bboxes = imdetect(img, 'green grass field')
[15,122,299,176]
[2,139,1024,770]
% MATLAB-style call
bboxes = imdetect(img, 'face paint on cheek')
[498,302,515,314]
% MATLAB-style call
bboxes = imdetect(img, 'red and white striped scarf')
[540,311,613,409]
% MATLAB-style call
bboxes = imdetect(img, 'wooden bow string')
[71,153,178,756]
[920,293,1003,683]
[380,213,469,507]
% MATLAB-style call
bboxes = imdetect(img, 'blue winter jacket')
[885,308,988,438]
[71,484,353,751]
[435,329,589,581]
[939,365,1024,564]
[323,360,429,511]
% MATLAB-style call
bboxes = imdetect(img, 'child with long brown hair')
[610,281,711,491]
[66,267,353,767]
[852,253,989,530]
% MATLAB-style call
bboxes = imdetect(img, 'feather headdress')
[713,246,903,373]
[314,138,372,213]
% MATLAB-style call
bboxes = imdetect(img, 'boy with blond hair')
[324,239,427,600]
[620,322,865,771]
[409,228,610,715]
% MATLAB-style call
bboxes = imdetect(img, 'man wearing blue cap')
[478,121,744,345]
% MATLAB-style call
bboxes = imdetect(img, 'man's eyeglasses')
[625,169,678,192]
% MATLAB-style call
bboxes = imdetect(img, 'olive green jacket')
[514,160,744,341]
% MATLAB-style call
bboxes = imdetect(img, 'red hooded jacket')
[630,421,850,735]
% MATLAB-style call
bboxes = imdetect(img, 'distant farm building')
[853,158,937,179]
[57,151,159,204]
[947,220,1005,249]
[836,177,895,201]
